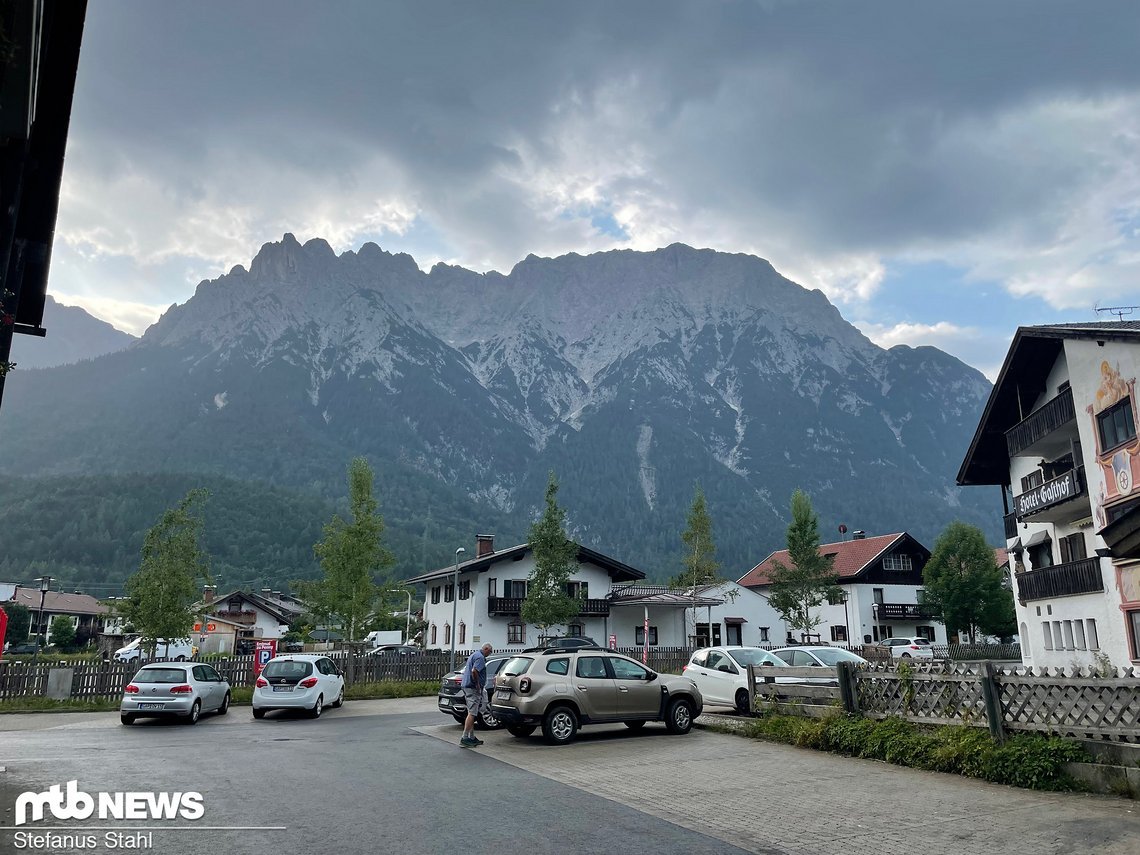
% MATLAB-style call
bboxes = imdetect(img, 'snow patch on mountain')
[636,425,656,510]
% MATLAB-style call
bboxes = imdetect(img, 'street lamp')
[839,590,850,647]
[32,575,52,666]
[871,602,880,644]
[401,588,413,645]
[449,547,466,670]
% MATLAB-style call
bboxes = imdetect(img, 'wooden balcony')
[1005,387,1075,457]
[877,603,939,621]
[1015,557,1103,602]
[1004,511,1018,540]
[487,597,610,617]
[211,610,258,625]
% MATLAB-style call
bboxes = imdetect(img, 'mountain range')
[0,236,1000,589]
[9,295,136,368]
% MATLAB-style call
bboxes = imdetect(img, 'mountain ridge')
[1,236,999,582]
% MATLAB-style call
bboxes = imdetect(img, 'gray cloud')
[54,0,1140,346]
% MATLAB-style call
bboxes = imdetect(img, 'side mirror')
[760,661,774,667]
[646,672,658,682]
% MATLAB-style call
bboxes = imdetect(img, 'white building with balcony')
[406,535,648,650]
[958,322,1140,669]
[737,531,947,646]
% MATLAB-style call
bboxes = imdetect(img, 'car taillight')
[519,677,531,694]
[255,677,268,688]
[124,684,139,694]
[299,676,318,688]
[169,684,193,694]
[909,645,919,650]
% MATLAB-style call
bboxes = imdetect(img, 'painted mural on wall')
[1086,359,1139,528]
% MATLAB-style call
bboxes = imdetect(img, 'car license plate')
[137,703,164,710]
[495,690,510,701]
[272,686,294,692]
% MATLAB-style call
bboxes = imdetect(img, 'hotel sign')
[1015,470,1082,520]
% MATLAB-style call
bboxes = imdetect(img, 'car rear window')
[728,648,780,667]
[813,648,866,665]
[546,658,569,675]
[500,656,534,676]
[912,639,931,645]
[263,660,313,679]
[689,650,708,666]
[135,668,187,684]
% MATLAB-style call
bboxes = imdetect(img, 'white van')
[113,637,197,663]
[363,630,403,647]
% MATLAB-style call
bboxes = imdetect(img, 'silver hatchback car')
[120,663,232,725]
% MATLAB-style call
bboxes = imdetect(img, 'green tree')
[308,458,394,643]
[521,472,580,638]
[671,484,720,587]
[119,489,212,651]
[1,603,31,642]
[922,521,1015,643]
[767,490,841,637]
[48,615,78,652]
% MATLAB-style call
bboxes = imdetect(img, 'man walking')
[460,642,494,747]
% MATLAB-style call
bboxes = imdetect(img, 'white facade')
[1000,336,1140,669]
[419,552,627,650]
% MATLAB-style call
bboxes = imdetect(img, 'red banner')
[0,608,7,658]
[253,639,277,679]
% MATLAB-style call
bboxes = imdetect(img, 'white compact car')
[253,654,345,719]
[681,646,786,713]
[113,637,197,663]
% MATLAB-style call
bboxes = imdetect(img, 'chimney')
[262,587,271,595]
[476,534,495,558]
[203,585,216,604]
[852,530,866,540]
[272,591,281,597]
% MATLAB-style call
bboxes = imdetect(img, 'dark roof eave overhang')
[403,543,647,586]
[1099,506,1140,560]
[958,329,1064,486]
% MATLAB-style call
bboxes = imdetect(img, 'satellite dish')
[838,524,848,534]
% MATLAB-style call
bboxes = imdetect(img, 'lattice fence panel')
[997,665,1140,743]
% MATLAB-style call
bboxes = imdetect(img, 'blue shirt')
[461,649,487,690]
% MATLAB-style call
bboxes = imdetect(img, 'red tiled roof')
[7,587,109,615]
[994,548,1009,569]
[736,533,904,587]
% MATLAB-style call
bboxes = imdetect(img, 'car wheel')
[331,687,344,708]
[542,705,578,745]
[665,697,694,734]
[624,720,646,731]
[252,708,266,720]
[507,724,536,737]
[120,714,135,726]
[901,653,912,659]
[478,707,503,730]
[218,692,230,716]
[186,700,201,725]
[735,688,752,715]
[309,694,324,719]
[175,655,186,662]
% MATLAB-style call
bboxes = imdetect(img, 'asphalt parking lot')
[1,698,1137,855]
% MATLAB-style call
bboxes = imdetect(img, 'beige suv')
[489,649,703,745]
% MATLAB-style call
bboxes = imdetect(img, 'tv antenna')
[1094,304,1138,321]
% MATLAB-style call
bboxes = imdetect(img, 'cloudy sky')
[50,1,1140,378]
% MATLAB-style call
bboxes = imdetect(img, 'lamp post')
[401,588,413,644]
[840,590,850,647]
[32,575,52,666]
[449,547,465,670]
[871,602,880,644]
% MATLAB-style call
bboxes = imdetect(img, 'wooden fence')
[0,645,697,703]
[747,659,1140,744]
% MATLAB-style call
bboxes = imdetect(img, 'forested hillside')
[0,472,523,595]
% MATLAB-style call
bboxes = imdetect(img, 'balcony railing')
[1015,557,1103,602]
[487,597,610,617]
[1004,511,1018,540]
[877,603,940,621]
[1005,387,1075,457]
[212,610,257,625]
